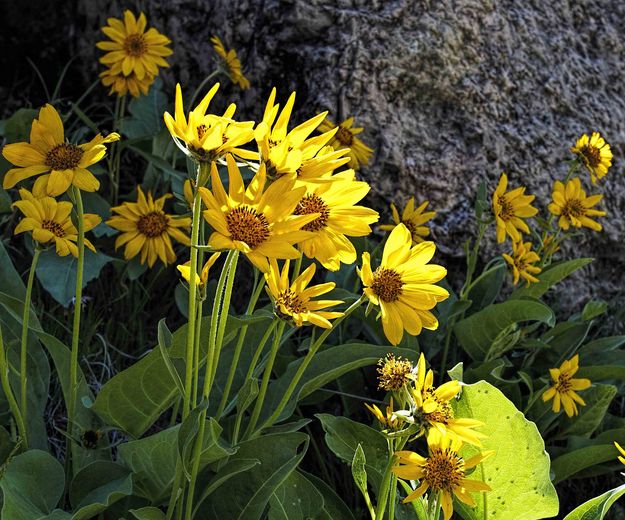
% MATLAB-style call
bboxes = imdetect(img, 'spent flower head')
[377,354,413,391]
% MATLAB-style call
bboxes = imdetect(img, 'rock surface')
[3,0,624,309]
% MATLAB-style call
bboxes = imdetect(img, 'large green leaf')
[69,461,134,520]
[0,450,65,520]
[121,78,168,139]
[196,432,308,520]
[268,470,325,520]
[316,414,388,494]
[453,381,559,520]
[551,444,617,484]
[558,384,617,439]
[260,344,421,424]
[301,472,356,520]
[3,108,38,142]
[35,249,114,307]
[563,483,625,519]
[454,299,555,361]
[92,313,270,437]
[510,258,593,300]
[465,262,505,315]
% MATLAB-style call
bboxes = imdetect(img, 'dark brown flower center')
[336,126,354,146]
[422,387,454,425]
[562,199,586,220]
[42,219,66,238]
[124,34,147,57]
[581,145,601,168]
[276,289,306,316]
[497,195,514,221]
[137,211,169,238]
[197,124,209,140]
[555,374,572,393]
[371,267,403,302]
[294,194,329,231]
[226,206,270,248]
[45,143,83,171]
[424,449,464,492]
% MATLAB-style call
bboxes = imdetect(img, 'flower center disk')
[556,374,572,393]
[226,206,270,248]
[45,143,84,170]
[581,145,601,167]
[497,195,514,221]
[42,219,66,238]
[336,126,354,146]
[372,267,403,302]
[294,194,330,231]
[124,34,147,57]
[137,211,169,238]
[424,449,464,492]
[276,290,306,316]
[562,199,585,219]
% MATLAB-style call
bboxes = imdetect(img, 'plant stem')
[216,272,264,419]
[183,165,206,419]
[256,296,365,434]
[19,247,41,448]
[245,320,286,437]
[388,474,397,520]
[111,95,126,204]
[189,70,222,109]
[0,324,28,449]
[375,439,396,520]
[67,185,85,473]
[191,299,203,409]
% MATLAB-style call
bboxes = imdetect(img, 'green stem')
[0,324,28,449]
[189,70,222,109]
[111,96,126,204]
[183,167,206,419]
[388,474,397,520]
[191,299,203,409]
[216,272,264,419]
[68,186,85,473]
[245,320,287,437]
[19,247,40,448]
[375,439,396,520]
[256,296,366,434]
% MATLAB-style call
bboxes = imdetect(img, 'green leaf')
[558,384,617,438]
[69,461,134,520]
[454,299,555,361]
[4,108,38,142]
[81,192,116,238]
[551,444,618,484]
[260,343,421,424]
[157,319,184,398]
[452,381,559,520]
[510,258,593,300]
[351,443,368,494]
[581,299,608,321]
[562,483,625,519]
[121,78,168,139]
[129,507,167,520]
[268,470,325,520]
[316,414,388,494]
[577,365,625,381]
[196,432,308,520]
[300,472,356,520]
[35,249,114,307]
[0,450,65,520]
[465,262,506,315]
[237,377,259,414]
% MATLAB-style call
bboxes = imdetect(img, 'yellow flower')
[365,398,400,430]
[254,89,331,177]
[408,354,485,446]
[548,177,606,232]
[377,354,413,391]
[615,442,625,466]
[358,224,448,345]
[163,83,254,163]
[296,145,351,183]
[542,355,591,417]
[317,116,373,170]
[265,259,344,328]
[393,429,492,520]
[12,189,100,257]
[97,11,172,90]
[107,187,191,267]
[491,173,538,243]
[502,240,541,285]
[379,198,436,245]
[99,68,155,97]
[198,155,316,272]
[294,170,379,270]
[571,132,612,184]
[2,104,119,196]
[177,253,221,288]
[210,36,250,90]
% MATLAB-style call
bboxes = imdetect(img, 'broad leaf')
[562,483,625,519]
[453,381,559,520]
[551,444,618,484]
[465,262,505,315]
[268,471,325,520]
[510,258,593,300]
[558,384,617,439]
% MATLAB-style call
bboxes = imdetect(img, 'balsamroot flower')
[13,189,100,257]
[211,36,250,90]
[2,104,118,196]
[317,116,373,170]
[571,132,612,184]
[177,253,221,289]
[492,173,538,244]
[107,187,191,267]
[365,398,400,430]
[358,224,448,345]
[97,10,172,97]
[294,170,379,271]
[548,177,606,232]
[502,240,541,285]
[163,83,254,163]
[265,259,344,328]
[377,354,413,391]
[379,198,436,245]
[542,355,591,417]
[393,430,492,520]
[198,155,316,272]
